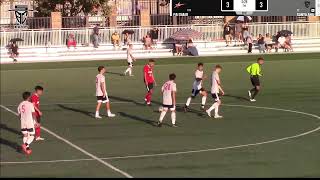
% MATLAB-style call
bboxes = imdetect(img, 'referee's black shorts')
[250,75,260,86]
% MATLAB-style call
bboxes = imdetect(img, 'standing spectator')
[111,32,120,49]
[235,21,243,46]
[257,35,266,53]
[264,33,273,52]
[143,34,152,50]
[242,22,249,43]
[150,27,159,49]
[67,33,77,49]
[10,42,19,62]
[223,22,232,47]
[246,34,253,53]
[92,24,100,48]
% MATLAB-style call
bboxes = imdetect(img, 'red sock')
[35,126,41,138]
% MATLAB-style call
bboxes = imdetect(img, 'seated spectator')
[185,39,199,56]
[143,34,152,50]
[264,33,273,53]
[187,39,194,48]
[277,36,286,50]
[9,42,19,62]
[150,27,159,49]
[175,42,184,56]
[67,33,77,49]
[111,32,121,48]
[285,35,293,52]
[123,33,131,47]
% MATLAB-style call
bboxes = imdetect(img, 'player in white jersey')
[18,92,36,155]
[206,65,225,119]
[184,63,208,112]
[124,44,136,76]
[95,66,116,118]
[158,73,178,127]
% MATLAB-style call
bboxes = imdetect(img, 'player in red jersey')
[143,59,156,106]
[31,85,44,141]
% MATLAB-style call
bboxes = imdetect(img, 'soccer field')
[1,53,320,178]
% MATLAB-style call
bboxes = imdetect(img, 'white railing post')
[266,23,269,34]
[3,31,7,47]
[59,29,62,46]
[31,30,35,47]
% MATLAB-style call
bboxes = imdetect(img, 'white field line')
[1,58,318,72]
[0,104,133,178]
[1,104,319,165]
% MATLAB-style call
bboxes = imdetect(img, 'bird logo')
[174,2,185,8]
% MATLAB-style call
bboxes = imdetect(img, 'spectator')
[246,34,253,53]
[223,22,232,47]
[143,34,152,50]
[257,35,266,53]
[111,32,121,49]
[242,22,249,43]
[185,39,199,56]
[123,33,131,47]
[235,21,243,46]
[264,33,273,53]
[274,32,281,52]
[10,42,19,62]
[92,24,100,48]
[150,27,159,49]
[175,41,184,56]
[277,36,286,51]
[67,33,77,49]
[285,35,293,52]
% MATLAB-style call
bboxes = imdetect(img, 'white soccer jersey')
[18,101,35,130]
[192,70,204,90]
[211,71,220,94]
[162,80,177,105]
[127,48,133,63]
[96,74,106,96]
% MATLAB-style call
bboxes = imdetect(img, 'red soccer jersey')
[144,64,154,83]
[31,93,40,117]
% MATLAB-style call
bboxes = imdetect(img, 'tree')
[34,0,111,17]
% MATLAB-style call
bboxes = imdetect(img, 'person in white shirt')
[18,91,36,155]
[184,63,208,112]
[124,44,136,76]
[95,66,116,118]
[206,65,225,119]
[158,73,177,127]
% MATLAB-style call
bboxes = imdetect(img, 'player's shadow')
[0,137,22,154]
[109,95,163,107]
[57,104,95,118]
[106,71,124,76]
[224,94,250,101]
[118,112,158,127]
[0,123,21,136]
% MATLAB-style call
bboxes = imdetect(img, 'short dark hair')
[98,66,105,72]
[198,63,204,67]
[149,59,155,63]
[169,73,176,80]
[258,57,264,61]
[215,65,222,69]
[22,91,31,100]
[35,85,43,91]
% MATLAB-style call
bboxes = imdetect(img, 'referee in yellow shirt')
[246,57,265,102]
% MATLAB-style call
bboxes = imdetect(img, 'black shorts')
[192,88,205,97]
[211,93,220,102]
[97,96,109,103]
[146,83,154,92]
[250,76,260,86]
[162,104,174,109]
[128,62,133,67]
[21,128,34,133]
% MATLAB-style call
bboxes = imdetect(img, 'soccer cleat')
[36,137,45,141]
[25,149,32,155]
[146,102,151,106]
[250,99,257,102]
[214,115,223,119]
[172,124,178,128]
[21,144,27,153]
[108,113,116,118]
[200,106,205,111]
[95,115,102,119]
[129,74,134,77]
[184,106,189,112]
[205,110,212,117]
[248,90,252,99]
[157,122,162,127]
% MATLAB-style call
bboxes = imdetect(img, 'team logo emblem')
[9,5,34,25]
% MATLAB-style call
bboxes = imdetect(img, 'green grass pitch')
[1,53,320,177]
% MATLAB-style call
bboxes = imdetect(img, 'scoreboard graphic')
[170,0,318,16]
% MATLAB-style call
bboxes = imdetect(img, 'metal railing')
[1,22,319,47]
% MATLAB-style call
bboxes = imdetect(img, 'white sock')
[214,103,220,116]
[129,68,132,76]
[23,136,27,144]
[125,67,130,74]
[107,110,112,115]
[95,111,99,117]
[159,111,167,123]
[26,134,34,146]
[207,103,217,112]
[201,96,207,106]
[186,97,192,106]
[171,111,176,125]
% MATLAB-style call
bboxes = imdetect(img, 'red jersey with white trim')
[31,93,40,117]
[143,64,155,83]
